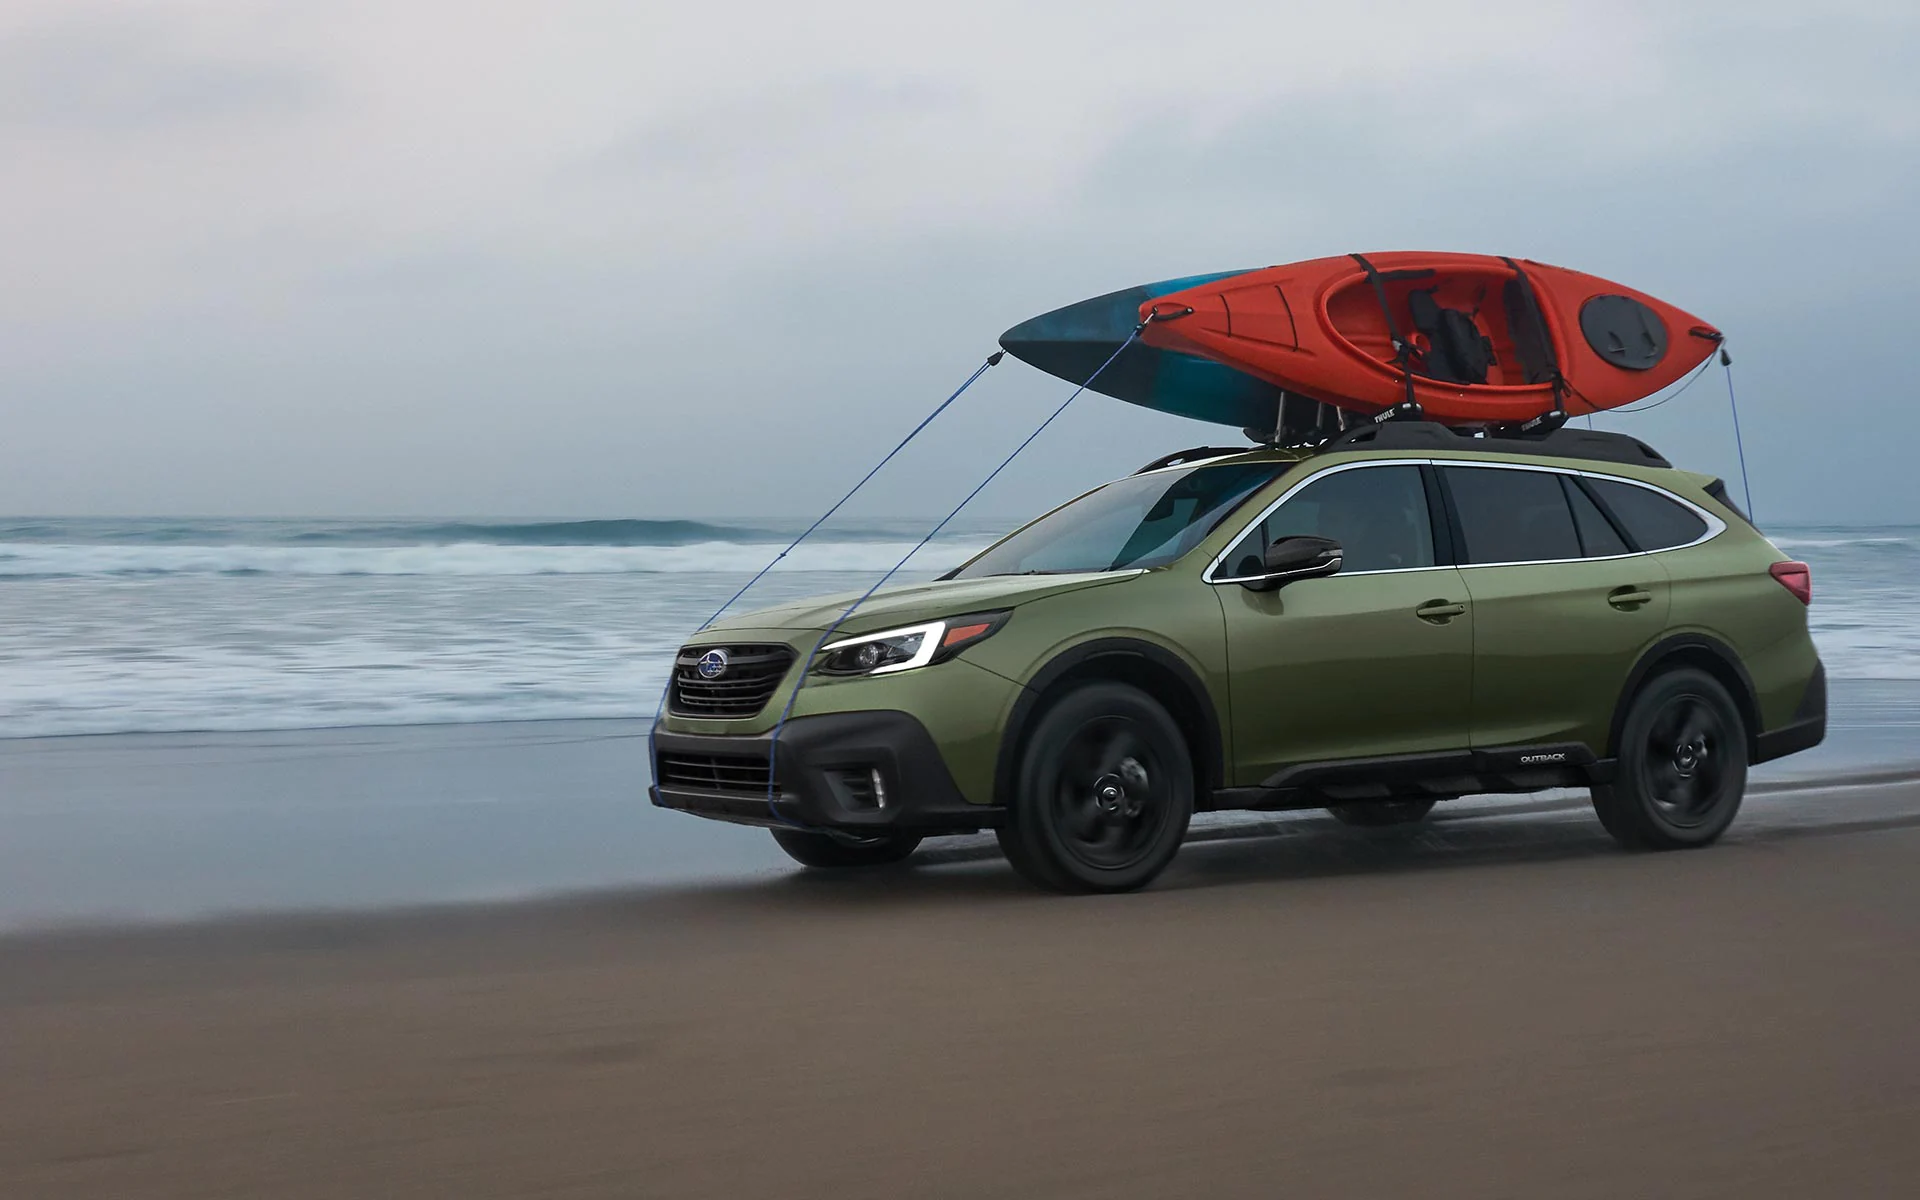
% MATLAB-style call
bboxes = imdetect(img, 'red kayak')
[1135,252,1721,423]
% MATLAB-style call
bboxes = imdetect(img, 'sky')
[2,0,1917,524]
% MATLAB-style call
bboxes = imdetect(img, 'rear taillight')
[1770,561,1811,605]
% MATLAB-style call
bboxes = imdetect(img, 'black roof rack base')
[1324,421,1671,468]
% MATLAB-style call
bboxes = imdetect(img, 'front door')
[1214,462,1475,785]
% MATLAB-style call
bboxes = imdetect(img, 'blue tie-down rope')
[760,326,1146,826]
[1720,348,1755,521]
[645,352,1002,787]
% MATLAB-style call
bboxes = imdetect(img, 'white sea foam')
[0,569,938,738]
[1771,535,1916,551]
[0,539,991,579]
[4,521,1917,738]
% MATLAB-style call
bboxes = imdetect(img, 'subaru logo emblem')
[696,648,730,680]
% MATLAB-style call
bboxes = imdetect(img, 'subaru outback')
[649,421,1825,893]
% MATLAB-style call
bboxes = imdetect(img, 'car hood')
[701,570,1142,638]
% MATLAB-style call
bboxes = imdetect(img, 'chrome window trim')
[1203,456,1726,585]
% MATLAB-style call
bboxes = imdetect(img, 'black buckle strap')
[1350,253,1422,412]
[1500,255,1566,407]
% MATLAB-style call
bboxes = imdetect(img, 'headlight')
[813,611,1008,677]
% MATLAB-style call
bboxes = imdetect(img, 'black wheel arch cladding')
[1609,635,1761,759]
[994,638,1224,808]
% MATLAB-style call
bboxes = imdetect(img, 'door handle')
[1415,600,1467,623]
[1608,586,1654,610]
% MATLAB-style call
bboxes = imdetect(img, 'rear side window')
[1443,466,1581,564]
[1584,478,1708,550]
[1222,464,1433,575]
[1563,477,1631,557]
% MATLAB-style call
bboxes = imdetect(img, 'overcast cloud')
[2,0,1916,522]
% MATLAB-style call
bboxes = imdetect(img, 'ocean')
[2,517,1915,739]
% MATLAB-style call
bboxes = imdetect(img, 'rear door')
[1440,464,1670,753]
[1213,461,1474,784]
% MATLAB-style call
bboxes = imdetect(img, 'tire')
[1591,667,1748,850]
[996,681,1195,893]
[769,827,922,869]
[1328,799,1437,827]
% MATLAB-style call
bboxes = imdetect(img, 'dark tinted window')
[1444,466,1581,564]
[1564,477,1631,556]
[1223,464,1433,575]
[1585,478,1708,550]
[956,461,1284,577]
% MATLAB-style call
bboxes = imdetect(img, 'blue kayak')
[999,271,1286,432]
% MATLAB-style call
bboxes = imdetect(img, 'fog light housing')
[825,767,889,812]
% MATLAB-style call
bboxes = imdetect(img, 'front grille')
[668,643,794,719]
[656,752,774,795]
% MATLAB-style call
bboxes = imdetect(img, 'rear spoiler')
[1704,478,1756,529]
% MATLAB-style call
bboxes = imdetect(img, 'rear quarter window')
[1582,478,1709,551]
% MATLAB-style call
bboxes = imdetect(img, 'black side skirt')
[1205,743,1598,812]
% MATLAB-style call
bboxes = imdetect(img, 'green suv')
[650,422,1825,892]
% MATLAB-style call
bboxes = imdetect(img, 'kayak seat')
[1408,289,1493,385]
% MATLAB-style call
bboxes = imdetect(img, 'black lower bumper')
[1755,661,1827,764]
[649,711,1002,833]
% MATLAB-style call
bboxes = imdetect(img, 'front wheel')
[1592,667,1748,850]
[770,827,922,869]
[996,682,1194,893]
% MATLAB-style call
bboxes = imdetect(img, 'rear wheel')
[1592,668,1748,849]
[1328,799,1436,827]
[770,827,921,869]
[996,682,1194,893]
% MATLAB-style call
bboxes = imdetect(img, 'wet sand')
[3,678,1916,929]
[5,777,1920,1198]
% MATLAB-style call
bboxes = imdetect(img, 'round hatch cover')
[1580,294,1669,371]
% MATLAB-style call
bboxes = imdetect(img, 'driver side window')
[1223,464,1435,576]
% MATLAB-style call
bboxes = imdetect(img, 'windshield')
[953,460,1288,578]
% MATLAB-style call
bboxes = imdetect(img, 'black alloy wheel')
[998,682,1194,893]
[1592,667,1748,849]
[770,827,922,869]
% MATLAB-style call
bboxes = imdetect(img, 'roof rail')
[1133,446,1254,474]
[1323,421,1671,469]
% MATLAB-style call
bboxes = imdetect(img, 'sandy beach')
[5,761,1920,1198]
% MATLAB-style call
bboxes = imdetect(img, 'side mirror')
[1241,535,1342,592]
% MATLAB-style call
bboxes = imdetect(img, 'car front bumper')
[649,710,1004,834]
